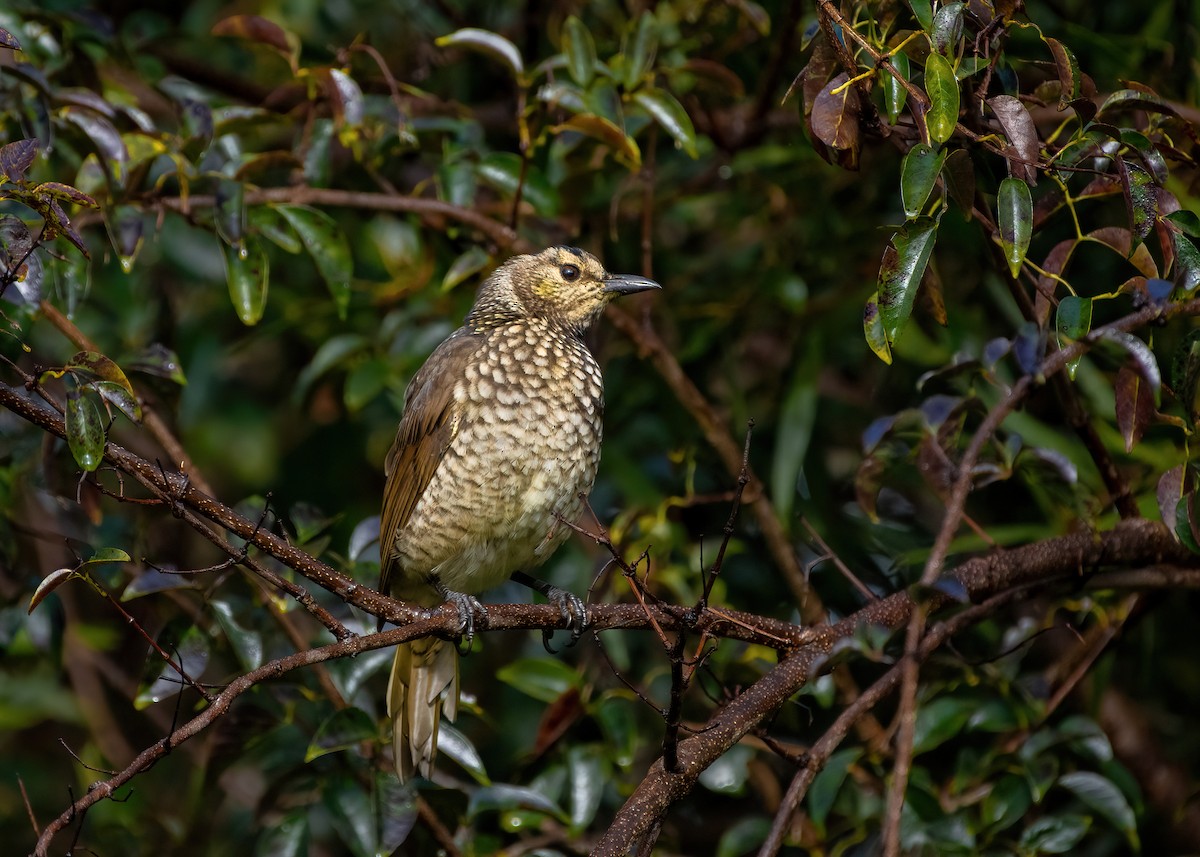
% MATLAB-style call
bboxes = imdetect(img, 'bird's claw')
[438,586,485,654]
[541,585,588,654]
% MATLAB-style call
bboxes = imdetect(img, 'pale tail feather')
[387,638,459,782]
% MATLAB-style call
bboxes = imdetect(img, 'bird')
[379,245,660,783]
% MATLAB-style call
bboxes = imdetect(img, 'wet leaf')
[988,95,1039,184]
[1054,295,1091,379]
[942,148,975,215]
[900,143,946,218]
[1117,158,1157,243]
[437,28,524,80]
[561,16,596,87]
[1172,230,1200,292]
[1045,37,1081,108]
[997,176,1032,278]
[1115,365,1154,452]
[931,2,965,56]
[274,205,353,319]
[877,216,939,344]
[224,238,270,325]
[65,387,106,472]
[924,52,959,144]
[633,88,698,158]
[863,292,892,364]
[134,625,210,709]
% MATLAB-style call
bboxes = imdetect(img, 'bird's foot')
[434,581,485,653]
[511,571,588,653]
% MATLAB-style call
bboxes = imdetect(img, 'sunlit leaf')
[997,176,1032,278]
[632,88,698,158]
[877,216,939,343]
[436,28,524,80]
[274,204,353,319]
[923,52,959,144]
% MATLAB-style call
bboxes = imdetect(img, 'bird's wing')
[378,328,479,599]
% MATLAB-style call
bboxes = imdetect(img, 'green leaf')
[436,28,524,80]
[134,625,209,709]
[127,344,187,386]
[900,143,947,218]
[561,16,597,87]
[1019,814,1091,853]
[808,748,861,833]
[1171,330,1200,424]
[864,292,893,364]
[698,744,754,794]
[274,205,353,319]
[65,352,142,422]
[877,215,939,344]
[552,114,642,168]
[923,52,959,144]
[997,176,1032,278]
[476,152,560,216]
[981,774,1031,832]
[908,0,934,31]
[254,810,309,857]
[912,696,973,754]
[305,707,377,762]
[1119,159,1157,243]
[467,784,567,821]
[567,745,606,832]
[715,817,772,857]
[1057,771,1139,850]
[323,772,376,857]
[442,246,492,292]
[930,2,964,56]
[65,387,106,472]
[621,12,659,91]
[884,52,911,125]
[770,351,818,522]
[1045,37,1081,107]
[1055,295,1091,380]
[211,599,263,671]
[344,358,389,413]
[214,178,245,246]
[496,657,581,702]
[437,720,491,784]
[633,88,698,158]
[224,238,270,325]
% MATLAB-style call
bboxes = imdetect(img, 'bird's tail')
[387,637,459,782]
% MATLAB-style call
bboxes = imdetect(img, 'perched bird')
[379,245,660,782]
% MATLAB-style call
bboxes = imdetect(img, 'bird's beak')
[603,273,661,296]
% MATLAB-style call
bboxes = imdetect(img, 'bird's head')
[467,246,660,336]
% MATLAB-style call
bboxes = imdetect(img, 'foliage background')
[2,0,1200,855]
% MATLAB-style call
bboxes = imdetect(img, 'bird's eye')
[559,263,580,282]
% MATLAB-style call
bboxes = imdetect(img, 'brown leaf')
[811,73,861,152]
[532,687,584,757]
[0,138,37,183]
[987,95,1039,184]
[212,15,295,68]
[1156,466,1186,527]
[1115,365,1155,452]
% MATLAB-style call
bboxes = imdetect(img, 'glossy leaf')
[931,2,965,56]
[28,568,77,614]
[467,784,566,821]
[1172,330,1200,425]
[997,176,1032,278]
[127,344,187,385]
[567,745,606,832]
[988,95,1039,184]
[552,114,641,167]
[436,28,524,79]
[0,138,37,182]
[438,721,491,785]
[877,216,939,344]
[1118,159,1157,243]
[913,695,973,754]
[496,657,581,702]
[1157,466,1186,530]
[811,73,861,152]
[1100,329,1161,404]
[305,707,376,762]
[1020,815,1091,853]
[1173,230,1200,292]
[214,178,245,246]
[561,16,596,87]
[923,52,959,144]
[211,15,297,69]
[633,88,698,158]
[900,143,946,218]
[223,239,270,325]
[621,12,658,91]
[883,52,910,125]
[863,292,892,364]
[1054,295,1091,379]
[275,205,353,319]
[442,246,491,292]
[908,0,934,31]
[212,599,263,672]
[134,625,209,709]
[65,387,105,472]
[1045,37,1081,107]
[1057,771,1139,849]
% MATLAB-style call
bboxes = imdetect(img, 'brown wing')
[378,328,479,599]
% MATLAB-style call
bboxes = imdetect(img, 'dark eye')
[559,263,580,281]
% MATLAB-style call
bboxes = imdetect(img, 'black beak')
[603,273,661,296]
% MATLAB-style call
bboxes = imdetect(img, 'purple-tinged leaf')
[1044,37,1081,108]
[988,95,1039,184]
[1157,466,1187,530]
[0,28,22,51]
[0,138,37,183]
[1114,365,1154,452]
[1100,329,1160,404]
[811,73,861,154]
